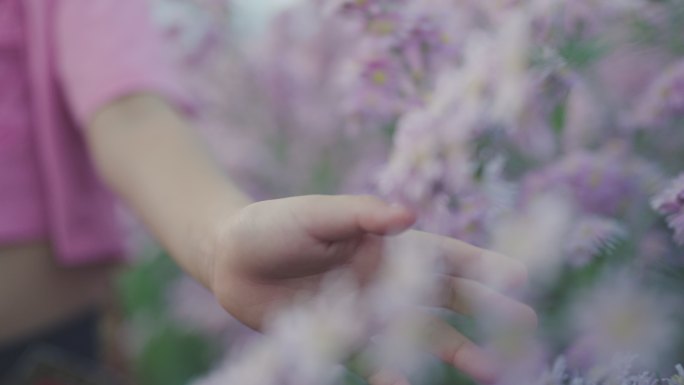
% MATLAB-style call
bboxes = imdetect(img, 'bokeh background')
[115,1,684,384]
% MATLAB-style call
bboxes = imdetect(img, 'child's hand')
[88,99,532,383]
[204,195,535,384]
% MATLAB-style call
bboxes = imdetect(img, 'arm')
[85,93,249,286]
[85,93,420,291]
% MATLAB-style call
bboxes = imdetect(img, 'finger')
[426,317,501,385]
[410,231,528,291]
[298,195,417,241]
[443,278,538,329]
[349,237,386,287]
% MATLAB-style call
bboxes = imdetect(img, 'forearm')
[85,94,251,285]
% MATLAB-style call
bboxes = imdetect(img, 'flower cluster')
[138,0,684,384]
[529,358,684,385]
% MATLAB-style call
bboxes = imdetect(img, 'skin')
[0,243,115,343]
[85,93,536,384]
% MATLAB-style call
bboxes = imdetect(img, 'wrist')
[183,188,253,291]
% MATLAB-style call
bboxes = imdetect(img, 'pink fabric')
[4,0,189,265]
[0,0,49,242]
[56,0,188,127]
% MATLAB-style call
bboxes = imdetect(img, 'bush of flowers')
[121,0,684,384]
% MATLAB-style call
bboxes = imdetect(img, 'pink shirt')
[0,0,48,242]
[1,0,188,265]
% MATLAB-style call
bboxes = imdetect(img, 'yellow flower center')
[589,170,603,188]
[368,19,396,35]
[372,70,388,85]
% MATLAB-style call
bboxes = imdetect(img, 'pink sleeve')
[55,0,192,127]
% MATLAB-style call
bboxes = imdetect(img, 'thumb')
[298,195,417,241]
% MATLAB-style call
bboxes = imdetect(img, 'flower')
[670,364,684,385]
[633,60,684,128]
[592,46,671,130]
[569,272,678,368]
[563,78,603,150]
[652,173,684,245]
[365,236,442,373]
[378,105,474,206]
[266,275,367,385]
[490,9,533,126]
[564,216,626,267]
[195,274,370,385]
[174,0,684,382]
[561,0,647,37]
[490,192,575,280]
[522,145,658,217]
[527,357,682,385]
[193,341,281,385]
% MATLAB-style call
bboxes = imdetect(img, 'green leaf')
[310,152,337,194]
[558,39,609,69]
[117,252,180,317]
[135,324,220,385]
[383,121,398,139]
[551,103,566,135]
[341,370,369,385]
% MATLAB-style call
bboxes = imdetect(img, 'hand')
[88,97,533,381]
[204,195,536,384]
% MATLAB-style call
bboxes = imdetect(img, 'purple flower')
[652,173,684,245]
[360,57,405,94]
[378,105,474,206]
[522,145,658,217]
[337,0,407,17]
[634,60,684,128]
[561,0,646,37]
[565,216,626,267]
[563,78,603,150]
[569,272,678,368]
[375,101,509,242]
[364,10,405,38]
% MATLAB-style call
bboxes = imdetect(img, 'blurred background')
[69,0,684,384]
